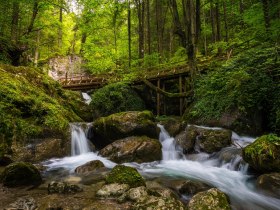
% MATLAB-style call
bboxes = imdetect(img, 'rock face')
[175,126,232,154]
[75,160,105,174]
[92,111,158,148]
[188,188,231,210]
[99,136,162,163]
[243,134,280,172]
[257,173,280,197]
[1,162,42,187]
[106,165,145,188]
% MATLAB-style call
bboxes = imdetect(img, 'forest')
[0,0,280,209]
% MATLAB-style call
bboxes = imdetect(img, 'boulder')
[158,116,183,137]
[106,165,145,188]
[99,136,162,163]
[257,173,280,197]
[48,181,83,194]
[176,126,232,154]
[188,188,231,210]
[96,183,130,198]
[5,197,37,210]
[179,180,211,195]
[243,134,280,172]
[92,111,158,148]
[75,160,105,174]
[1,162,42,187]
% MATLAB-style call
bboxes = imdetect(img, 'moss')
[90,82,145,118]
[243,134,280,172]
[0,162,42,187]
[0,64,86,149]
[106,165,145,188]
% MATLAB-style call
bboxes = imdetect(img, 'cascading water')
[43,123,280,209]
[81,92,92,104]
[71,123,91,156]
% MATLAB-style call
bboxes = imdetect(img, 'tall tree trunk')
[127,0,131,67]
[26,0,39,35]
[135,0,144,60]
[262,0,270,30]
[216,1,222,54]
[58,0,63,49]
[195,0,201,45]
[169,0,186,48]
[223,0,229,42]
[146,0,151,55]
[210,0,216,42]
[156,0,164,61]
[11,1,20,43]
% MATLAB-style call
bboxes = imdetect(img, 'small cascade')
[81,92,92,104]
[157,124,182,160]
[71,123,91,156]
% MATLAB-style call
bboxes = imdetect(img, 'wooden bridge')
[59,63,197,116]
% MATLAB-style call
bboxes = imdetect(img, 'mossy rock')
[243,134,280,172]
[92,111,158,148]
[106,165,145,188]
[0,162,42,187]
[90,82,145,118]
[99,136,162,164]
[188,188,231,210]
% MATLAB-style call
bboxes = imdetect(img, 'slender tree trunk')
[127,0,131,67]
[136,0,144,60]
[210,0,216,42]
[146,0,151,55]
[58,0,63,49]
[262,0,270,30]
[216,1,222,54]
[195,0,201,45]
[26,0,39,35]
[11,1,20,43]
[223,1,229,42]
[156,0,164,62]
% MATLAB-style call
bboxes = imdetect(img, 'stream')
[43,123,280,210]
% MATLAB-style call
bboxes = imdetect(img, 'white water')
[44,123,280,210]
[82,92,92,104]
[71,123,91,156]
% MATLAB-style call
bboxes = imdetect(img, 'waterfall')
[81,92,92,104]
[157,124,182,160]
[71,123,91,156]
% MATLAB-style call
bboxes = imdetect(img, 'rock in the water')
[158,117,183,137]
[96,183,130,197]
[106,165,145,188]
[75,160,105,174]
[48,181,83,194]
[243,134,280,172]
[188,188,231,210]
[257,173,280,197]
[179,180,211,195]
[92,111,158,148]
[6,197,37,210]
[1,162,42,187]
[176,126,232,153]
[99,136,162,163]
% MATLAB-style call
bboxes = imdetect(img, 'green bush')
[186,45,280,133]
[90,82,145,118]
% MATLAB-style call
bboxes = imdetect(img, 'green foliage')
[106,165,145,188]
[188,45,280,132]
[90,82,145,118]
[0,64,84,149]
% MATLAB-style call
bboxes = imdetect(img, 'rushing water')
[81,92,92,104]
[44,124,280,210]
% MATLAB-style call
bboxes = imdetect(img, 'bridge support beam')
[157,79,161,116]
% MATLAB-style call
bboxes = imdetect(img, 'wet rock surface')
[92,111,158,148]
[99,136,162,163]
[75,160,105,174]
[257,173,280,197]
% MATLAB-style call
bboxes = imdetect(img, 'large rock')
[92,111,158,148]
[179,180,211,196]
[96,183,130,198]
[106,165,145,188]
[188,188,231,210]
[176,126,232,154]
[75,160,105,174]
[257,173,280,197]
[243,134,280,172]
[47,181,83,194]
[1,162,42,187]
[158,116,183,137]
[99,136,162,163]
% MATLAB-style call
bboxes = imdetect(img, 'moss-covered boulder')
[176,126,232,154]
[243,134,280,172]
[257,173,280,197]
[188,188,231,210]
[106,165,145,188]
[99,136,162,164]
[92,111,158,148]
[0,162,42,187]
[90,82,145,118]
[75,160,105,174]
[47,181,83,194]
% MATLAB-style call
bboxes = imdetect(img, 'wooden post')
[157,79,160,116]
[162,81,166,115]
[179,76,183,116]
